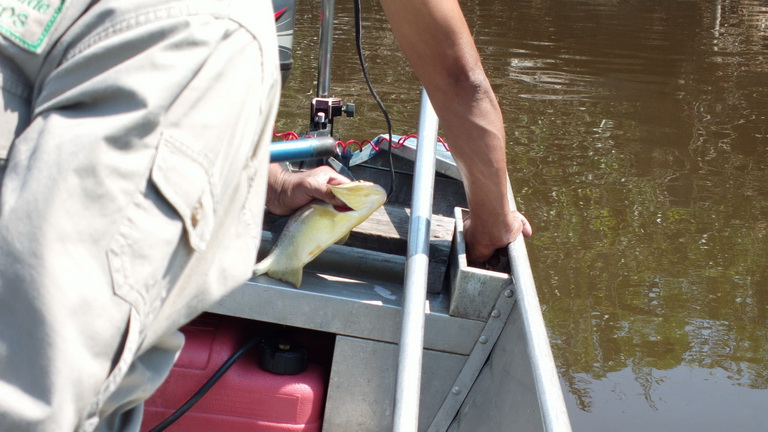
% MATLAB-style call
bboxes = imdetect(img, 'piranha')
[253,180,387,288]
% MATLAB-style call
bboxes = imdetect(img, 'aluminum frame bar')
[504,182,572,431]
[316,0,334,98]
[392,88,439,432]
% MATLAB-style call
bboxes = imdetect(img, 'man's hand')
[266,164,351,216]
[463,209,533,266]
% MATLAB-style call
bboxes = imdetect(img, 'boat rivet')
[504,289,513,298]
[479,335,488,344]
[491,309,501,318]
[451,387,462,396]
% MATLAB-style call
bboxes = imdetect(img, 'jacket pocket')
[107,133,214,320]
[150,133,216,253]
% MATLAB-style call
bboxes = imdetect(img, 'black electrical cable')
[353,0,396,200]
[148,337,263,432]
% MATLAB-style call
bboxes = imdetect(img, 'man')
[0,0,530,430]
[379,0,532,264]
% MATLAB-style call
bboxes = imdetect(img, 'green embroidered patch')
[0,0,64,53]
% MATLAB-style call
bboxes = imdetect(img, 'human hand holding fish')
[266,164,351,216]
[254,178,388,288]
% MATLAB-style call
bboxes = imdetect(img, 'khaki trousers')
[0,0,280,430]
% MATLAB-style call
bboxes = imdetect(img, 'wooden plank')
[347,206,453,253]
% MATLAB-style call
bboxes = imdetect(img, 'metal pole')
[392,88,439,432]
[317,0,334,98]
[505,180,573,432]
[269,136,337,162]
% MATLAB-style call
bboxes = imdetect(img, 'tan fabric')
[0,0,280,430]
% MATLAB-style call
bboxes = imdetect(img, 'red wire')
[273,128,299,141]
[273,128,451,152]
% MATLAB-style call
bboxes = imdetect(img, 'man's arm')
[379,0,532,263]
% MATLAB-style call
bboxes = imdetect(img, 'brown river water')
[275,0,768,430]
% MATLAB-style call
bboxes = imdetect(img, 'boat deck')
[211,216,486,356]
[207,150,571,431]
[209,200,538,431]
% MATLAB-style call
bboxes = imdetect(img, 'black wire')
[353,0,396,201]
[148,337,263,432]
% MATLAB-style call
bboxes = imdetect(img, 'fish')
[253,180,387,288]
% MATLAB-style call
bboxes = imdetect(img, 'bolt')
[504,289,513,298]
[451,387,462,396]
[491,309,501,318]
[479,335,488,344]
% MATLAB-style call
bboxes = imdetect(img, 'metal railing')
[392,88,439,432]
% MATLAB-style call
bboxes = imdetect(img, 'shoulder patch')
[0,0,65,53]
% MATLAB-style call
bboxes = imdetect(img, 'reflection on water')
[278,0,768,430]
[567,365,768,430]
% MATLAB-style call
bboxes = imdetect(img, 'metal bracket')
[426,282,517,432]
[309,97,354,135]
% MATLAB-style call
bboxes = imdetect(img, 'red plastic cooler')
[141,314,326,432]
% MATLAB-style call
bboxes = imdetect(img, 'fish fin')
[253,256,303,288]
[252,255,273,277]
[335,231,350,245]
[267,267,303,288]
[311,203,337,217]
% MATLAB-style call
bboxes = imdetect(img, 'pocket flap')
[151,134,215,252]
